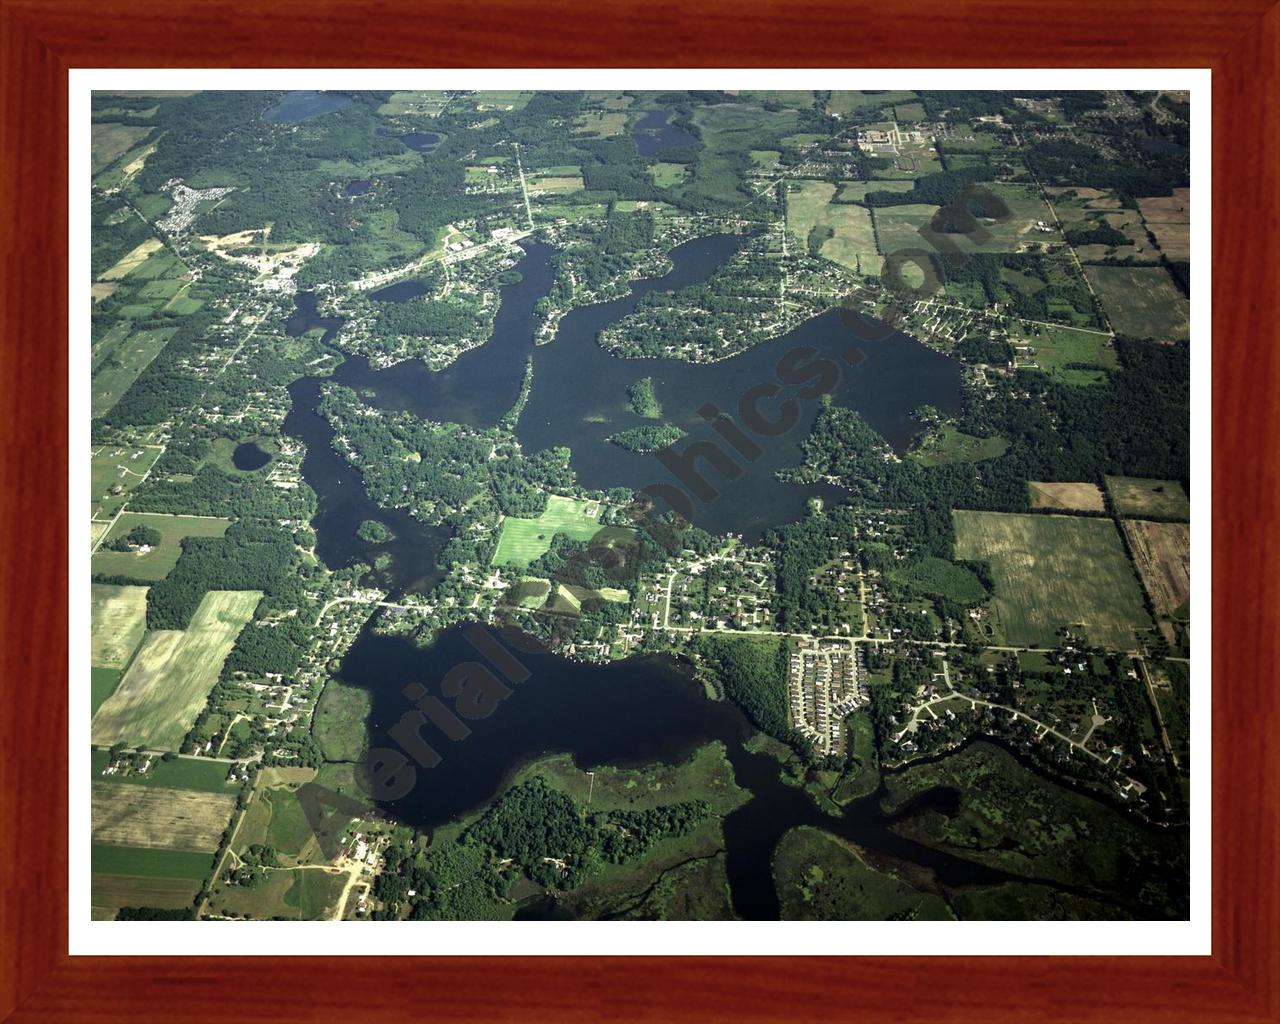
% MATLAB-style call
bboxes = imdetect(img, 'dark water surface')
[340,624,1169,920]
[263,91,352,123]
[287,230,1179,918]
[344,179,371,197]
[231,442,271,471]
[633,108,698,158]
[377,127,442,152]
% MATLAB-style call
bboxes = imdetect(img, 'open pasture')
[92,782,236,852]
[1007,323,1117,385]
[1083,265,1190,341]
[953,511,1151,650]
[97,237,163,281]
[1123,520,1191,619]
[91,123,151,175]
[90,583,149,669]
[91,590,261,750]
[786,180,880,275]
[827,91,917,117]
[377,90,450,116]
[1028,481,1107,512]
[91,444,164,517]
[92,325,178,417]
[492,495,610,567]
[91,512,230,580]
[1105,476,1190,520]
[573,110,629,136]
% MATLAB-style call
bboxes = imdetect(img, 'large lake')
[263,91,352,123]
[290,234,963,550]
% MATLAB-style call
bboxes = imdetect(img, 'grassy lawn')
[1007,323,1118,385]
[90,583,149,669]
[910,427,1008,466]
[90,749,239,793]
[91,590,262,750]
[1083,265,1190,341]
[1105,476,1190,520]
[953,511,1152,649]
[92,512,230,581]
[491,495,610,567]
[650,162,689,187]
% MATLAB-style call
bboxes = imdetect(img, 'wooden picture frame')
[2,0,1275,1019]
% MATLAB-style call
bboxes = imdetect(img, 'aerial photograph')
[87,87,1192,923]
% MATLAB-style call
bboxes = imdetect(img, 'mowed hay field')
[1123,520,1191,619]
[92,782,236,851]
[492,495,609,567]
[91,444,164,517]
[1028,482,1106,512]
[91,123,152,174]
[90,583,149,669]
[953,511,1152,650]
[1083,266,1190,341]
[1137,189,1190,261]
[98,237,164,281]
[785,181,880,275]
[1105,476,1190,520]
[92,590,262,749]
[91,512,230,580]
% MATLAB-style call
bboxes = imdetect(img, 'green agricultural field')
[90,749,239,793]
[91,590,262,750]
[91,327,178,418]
[92,512,230,581]
[91,123,151,175]
[953,511,1152,650]
[91,445,163,519]
[491,495,611,567]
[873,184,1058,257]
[376,90,451,116]
[92,668,123,716]
[470,90,533,111]
[91,844,214,881]
[1105,476,1191,520]
[1083,266,1190,341]
[836,180,914,203]
[827,90,917,116]
[785,180,880,274]
[90,583,149,669]
[1007,323,1118,385]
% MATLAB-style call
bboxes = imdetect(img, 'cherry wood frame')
[2,1,1276,1020]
